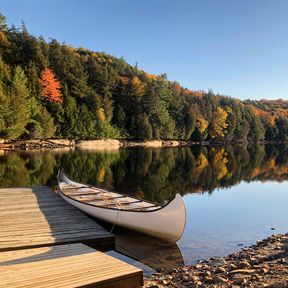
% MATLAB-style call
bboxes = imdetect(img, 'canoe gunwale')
[58,168,178,213]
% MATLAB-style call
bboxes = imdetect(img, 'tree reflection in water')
[1,144,288,203]
[1,144,288,272]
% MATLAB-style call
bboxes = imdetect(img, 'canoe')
[57,169,186,242]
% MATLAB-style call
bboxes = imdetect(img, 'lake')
[1,144,288,274]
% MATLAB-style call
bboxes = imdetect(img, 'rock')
[182,275,189,282]
[260,267,269,274]
[190,275,200,282]
[229,263,237,269]
[122,140,163,148]
[76,139,121,150]
[209,258,227,267]
[215,266,226,273]
[251,273,261,280]
[47,139,74,146]
[143,233,288,288]
[282,244,288,251]
[144,281,160,288]
[238,260,251,268]
[162,140,180,147]
[230,269,255,274]
[212,275,228,284]
[204,271,212,277]
[160,279,168,285]
[232,276,248,285]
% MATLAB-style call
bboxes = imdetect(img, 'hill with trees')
[0,13,288,142]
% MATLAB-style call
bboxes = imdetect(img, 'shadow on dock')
[0,186,114,253]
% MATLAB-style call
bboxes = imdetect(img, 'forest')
[1,13,288,142]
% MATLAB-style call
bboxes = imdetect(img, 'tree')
[5,66,30,139]
[131,76,146,97]
[209,107,228,139]
[225,107,236,141]
[28,107,56,139]
[136,113,152,140]
[0,57,9,134]
[0,79,7,133]
[276,117,288,141]
[0,13,7,32]
[39,68,63,103]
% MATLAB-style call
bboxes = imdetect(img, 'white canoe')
[58,169,186,242]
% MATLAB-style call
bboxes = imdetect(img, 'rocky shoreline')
[0,138,277,151]
[0,139,198,151]
[144,233,288,288]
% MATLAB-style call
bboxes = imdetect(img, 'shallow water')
[1,144,288,274]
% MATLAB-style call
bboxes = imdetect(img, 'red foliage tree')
[39,68,63,103]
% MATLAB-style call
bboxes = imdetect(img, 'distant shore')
[144,233,288,288]
[0,138,279,151]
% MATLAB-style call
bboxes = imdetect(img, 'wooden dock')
[0,186,114,251]
[0,186,143,287]
[0,243,143,288]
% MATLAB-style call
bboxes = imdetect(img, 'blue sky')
[1,0,288,100]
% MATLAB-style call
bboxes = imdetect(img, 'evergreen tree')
[5,66,30,139]
[137,113,153,140]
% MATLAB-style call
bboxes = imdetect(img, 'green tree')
[5,66,30,139]
[136,113,153,140]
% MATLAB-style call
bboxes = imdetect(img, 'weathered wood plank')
[0,243,143,288]
[0,186,114,251]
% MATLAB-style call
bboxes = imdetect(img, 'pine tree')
[137,113,152,140]
[0,79,7,133]
[5,66,30,139]
[38,108,56,138]
[0,57,10,135]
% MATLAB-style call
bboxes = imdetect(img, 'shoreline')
[0,139,202,151]
[0,138,282,151]
[144,233,288,288]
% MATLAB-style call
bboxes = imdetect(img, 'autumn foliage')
[39,68,63,103]
[2,12,288,141]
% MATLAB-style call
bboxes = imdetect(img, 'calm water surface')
[1,144,288,274]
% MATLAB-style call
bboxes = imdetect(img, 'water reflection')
[114,230,184,272]
[1,144,288,202]
[1,144,288,273]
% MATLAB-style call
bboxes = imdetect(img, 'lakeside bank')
[0,139,197,151]
[0,138,275,151]
[144,233,288,288]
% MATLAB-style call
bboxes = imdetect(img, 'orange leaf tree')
[39,68,63,103]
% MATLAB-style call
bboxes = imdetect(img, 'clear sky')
[1,0,288,100]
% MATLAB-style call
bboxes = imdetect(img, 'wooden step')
[0,243,143,288]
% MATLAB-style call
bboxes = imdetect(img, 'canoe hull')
[58,170,186,242]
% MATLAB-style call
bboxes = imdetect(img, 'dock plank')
[0,243,143,288]
[0,186,114,251]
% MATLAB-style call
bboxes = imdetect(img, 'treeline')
[0,13,288,141]
[1,145,288,202]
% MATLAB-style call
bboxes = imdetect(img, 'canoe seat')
[62,185,101,192]
[77,195,126,202]
[65,191,103,196]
